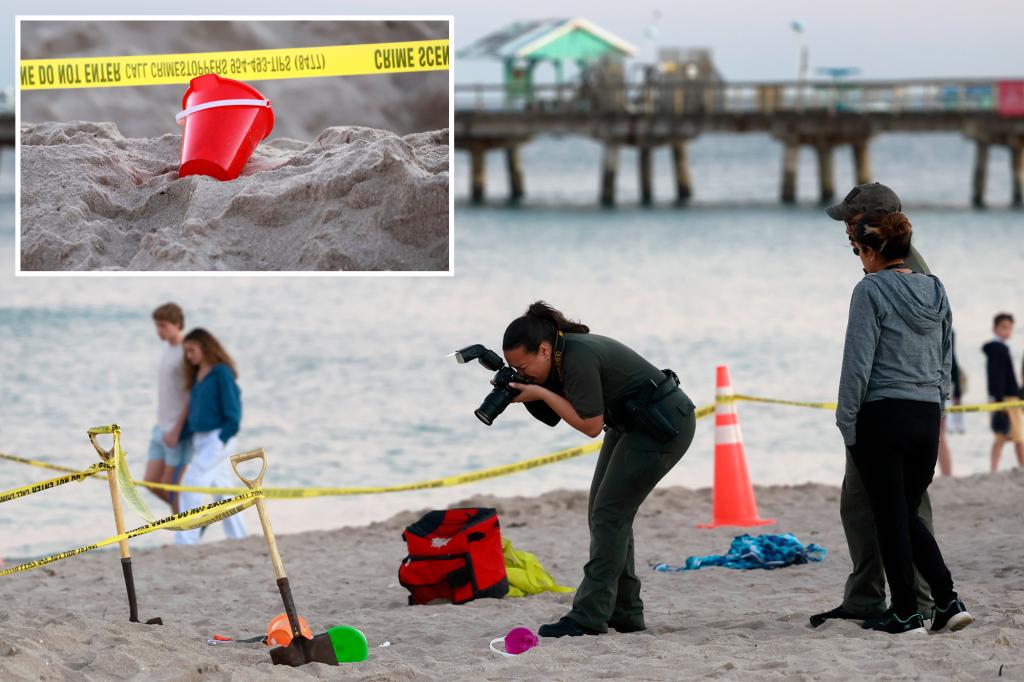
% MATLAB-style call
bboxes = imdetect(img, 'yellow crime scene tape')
[0,451,86,474]
[4,396,1024,498]
[0,490,261,577]
[725,394,1024,414]
[141,440,611,498]
[3,394,1023,576]
[728,394,838,411]
[19,40,449,90]
[945,400,1024,414]
[0,461,113,505]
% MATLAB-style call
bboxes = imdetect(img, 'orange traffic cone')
[699,365,775,528]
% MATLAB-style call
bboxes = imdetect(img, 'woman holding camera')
[836,212,972,634]
[501,302,697,638]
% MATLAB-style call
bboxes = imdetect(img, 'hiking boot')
[809,605,882,628]
[868,611,926,635]
[930,598,974,633]
[538,616,600,638]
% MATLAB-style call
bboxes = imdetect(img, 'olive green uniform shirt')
[905,245,930,275]
[561,334,666,419]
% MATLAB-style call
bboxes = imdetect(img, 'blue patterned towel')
[653,533,826,572]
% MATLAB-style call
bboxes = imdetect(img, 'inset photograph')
[17,17,452,273]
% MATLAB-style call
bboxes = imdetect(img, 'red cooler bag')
[399,507,509,605]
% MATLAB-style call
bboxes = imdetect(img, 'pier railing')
[455,79,1014,115]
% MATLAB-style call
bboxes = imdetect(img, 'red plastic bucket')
[177,74,274,181]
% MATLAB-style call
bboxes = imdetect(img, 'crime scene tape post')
[20,40,449,90]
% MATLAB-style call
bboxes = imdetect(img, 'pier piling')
[853,141,872,186]
[972,140,989,208]
[816,142,835,204]
[470,145,486,205]
[639,146,654,206]
[781,141,798,204]
[672,140,692,204]
[505,145,524,203]
[1011,144,1023,208]
[600,143,620,207]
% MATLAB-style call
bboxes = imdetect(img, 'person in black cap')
[810,182,937,628]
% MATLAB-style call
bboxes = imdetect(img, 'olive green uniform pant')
[568,394,696,632]
[841,448,935,615]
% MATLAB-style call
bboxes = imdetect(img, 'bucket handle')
[176,98,272,125]
[489,637,523,657]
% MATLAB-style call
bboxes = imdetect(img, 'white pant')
[175,430,247,545]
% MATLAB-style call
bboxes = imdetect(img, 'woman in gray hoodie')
[837,211,972,635]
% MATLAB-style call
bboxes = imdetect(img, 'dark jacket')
[983,340,1020,400]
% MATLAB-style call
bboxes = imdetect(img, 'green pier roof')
[459,18,636,63]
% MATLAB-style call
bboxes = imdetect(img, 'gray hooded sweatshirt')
[836,269,952,446]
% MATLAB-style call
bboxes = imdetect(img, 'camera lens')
[475,384,516,426]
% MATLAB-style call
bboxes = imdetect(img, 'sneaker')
[930,599,975,633]
[809,605,883,628]
[861,607,893,630]
[868,611,926,635]
[538,616,600,638]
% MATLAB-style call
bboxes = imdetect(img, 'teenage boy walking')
[983,313,1024,471]
[145,303,191,512]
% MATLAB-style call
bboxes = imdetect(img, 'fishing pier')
[455,79,1024,208]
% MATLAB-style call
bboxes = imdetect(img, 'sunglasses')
[844,220,862,255]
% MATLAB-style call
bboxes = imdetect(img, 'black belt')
[606,369,680,432]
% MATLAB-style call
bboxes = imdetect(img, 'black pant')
[850,399,956,617]
[568,391,696,632]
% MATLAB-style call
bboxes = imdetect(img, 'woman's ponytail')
[525,301,589,334]
[503,301,589,352]
[855,210,913,260]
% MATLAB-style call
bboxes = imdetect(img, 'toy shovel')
[231,449,338,666]
[88,426,162,625]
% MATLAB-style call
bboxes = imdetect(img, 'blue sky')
[5,0,1024,90]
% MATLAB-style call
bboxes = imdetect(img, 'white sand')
[20,122,449,271]
[1,470,1022,680]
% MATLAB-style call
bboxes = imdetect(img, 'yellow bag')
[503,538,574,598]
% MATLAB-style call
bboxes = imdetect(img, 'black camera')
[452,344,531,425]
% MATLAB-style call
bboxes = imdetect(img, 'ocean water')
[1,134,1022,559]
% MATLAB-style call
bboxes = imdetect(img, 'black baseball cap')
[826,182,901,221]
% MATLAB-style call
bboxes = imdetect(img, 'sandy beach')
[20,122,449,271]
[1,469,1021,680]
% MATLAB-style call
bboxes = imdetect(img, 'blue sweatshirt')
[836,270,952,446]
[184,363,241,444]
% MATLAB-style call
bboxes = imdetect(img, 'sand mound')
[20,122,449,271]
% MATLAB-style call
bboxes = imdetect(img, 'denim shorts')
[147,425,192,467]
